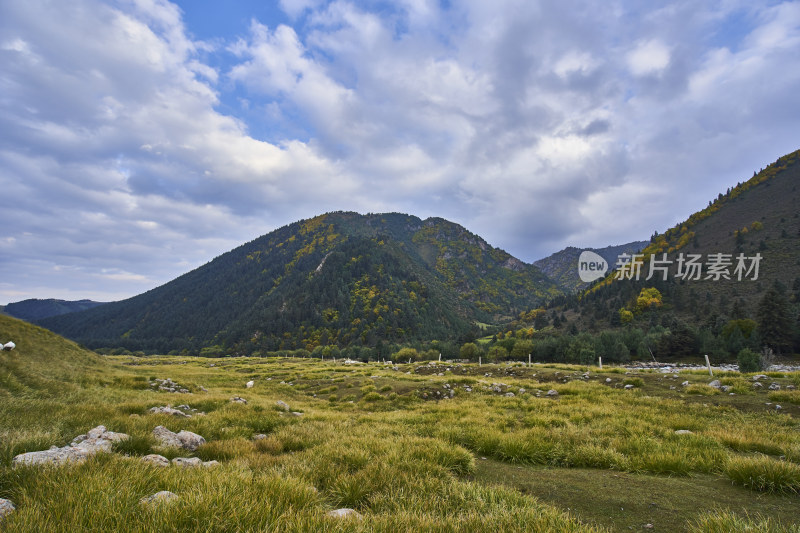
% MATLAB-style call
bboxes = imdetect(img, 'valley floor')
[2,352,800,532]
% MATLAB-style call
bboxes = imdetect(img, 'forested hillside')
[41,213,560,355]
[2,299,106,321]
[534,241,650,292]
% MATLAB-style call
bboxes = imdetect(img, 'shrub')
[737,348,760,373]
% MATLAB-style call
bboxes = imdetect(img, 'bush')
[737,348,760,373]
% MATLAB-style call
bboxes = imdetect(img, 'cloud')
[627,40,671,76]
[1,0,799,304]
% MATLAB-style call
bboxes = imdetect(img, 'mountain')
[534,241,650,292]
[40,212,562,355]
[3,299,107,322]
[560,148,800,343]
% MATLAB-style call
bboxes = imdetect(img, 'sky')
[1,0,799,304]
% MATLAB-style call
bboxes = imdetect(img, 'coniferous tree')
[756,283,792,354]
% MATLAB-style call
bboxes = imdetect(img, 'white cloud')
[627,39,671,76]
[2,0,799,303]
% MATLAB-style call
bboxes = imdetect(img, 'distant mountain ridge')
[41,212,562,354]
[534,241,650,292]
[3,299,107,321]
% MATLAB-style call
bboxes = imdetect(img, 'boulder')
[0,498,15,521]
[141,454,170,467]
[752,382,764,389]
[624,384,635,390]
[13,425,129,467]
[769,383,781,391]
[276,400,290,411]
[246,380,255,389]
[708,380,721,388]
[546,389,559,397]
[139,491,178,506]
[674,430,693,435]
[152,426,206,451]
[172,457,202,468]
[2,342,15,351]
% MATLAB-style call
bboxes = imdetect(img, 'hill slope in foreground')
[41,212,561,355]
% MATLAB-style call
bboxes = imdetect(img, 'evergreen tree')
[756,283,792,354]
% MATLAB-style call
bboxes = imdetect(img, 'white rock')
[605,378,612,383]
[172,457,202,468]
[674,430,693,435]
[141,454,170,467]
[246,380,255,389]
[546,389,559,397]
[624,384,635,390]
[326,508,362,519]
[681,381,689,387]
[0,498,15,521]
[13,426,129,467]
[230,397,248,404]
[769,383,781,391]
[276,400,290,411]
[2,342,15,351]
[708,380,721,388]
[152,426,206,451]
[139,491,178,506]
[149,406,190,418]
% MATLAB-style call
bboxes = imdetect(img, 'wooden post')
[598,356,603,369]
[705,354,713,376]
[528,354,531,367]
[479,356,482,367]
[439,353,442,362]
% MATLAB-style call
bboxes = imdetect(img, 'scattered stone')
[276,400,290,411]
[246,380,255,389]
[505,392,515,397]
[291,412,304,417]
[787,385,796,390]
[752,375,768,381]
[199,386,208,392]
[13,425,129,466]
[518,388,526,394]
[674,430,693,435]
[546,389,559,397]
[0,499,15,521]
[775,405,783,411]
[681,381,689,387]
[152,426,206,451]
[139,491,178,506]
[669,386,676,390]
[769,383,781,391]
[253,434,268,441]
[326,508,362,520]
[141,454,170,467]
[752,382,763,389]
[605,378,612,383]
[624,384,635,390]
[149,406,190,418]
[172,457,218,468]
[230,397,248,404]
[2,341,16,351]
[721,385,732,392]
[708,380,721,388]
[644,524,654,529]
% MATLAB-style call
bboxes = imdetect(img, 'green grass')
[2,315,800,531]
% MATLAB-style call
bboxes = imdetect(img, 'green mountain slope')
[3,299,107,321]
[560,148,800,351]
[534,241,650,292]
[40,212,561,354]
